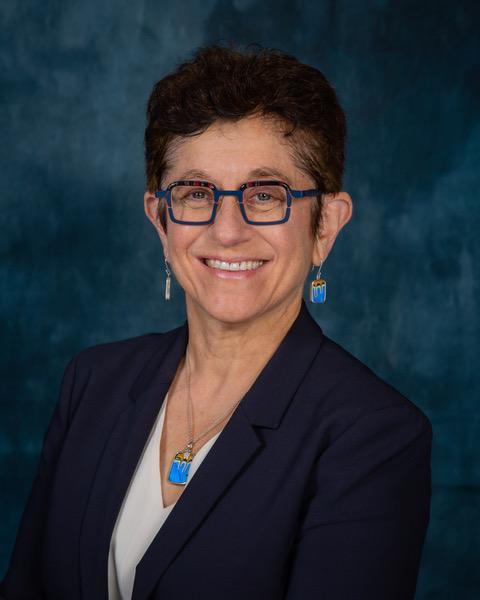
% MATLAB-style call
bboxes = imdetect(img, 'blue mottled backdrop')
[1,1,479,596]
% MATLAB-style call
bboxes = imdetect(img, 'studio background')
[1,1,479,597]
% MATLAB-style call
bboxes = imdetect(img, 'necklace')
[167,349,244,485]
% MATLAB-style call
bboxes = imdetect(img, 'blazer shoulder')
[72,326,181,373]
[308,333,432,432]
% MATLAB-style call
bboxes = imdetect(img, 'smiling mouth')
[202,258,267,271]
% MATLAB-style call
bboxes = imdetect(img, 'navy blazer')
[1,300,432,599]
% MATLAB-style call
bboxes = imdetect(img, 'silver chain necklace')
[166,349,243,486]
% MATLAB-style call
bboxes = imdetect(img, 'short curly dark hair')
[145,44,346,240]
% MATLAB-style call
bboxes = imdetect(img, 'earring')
[310,260,327,303]
[164,258,171,301]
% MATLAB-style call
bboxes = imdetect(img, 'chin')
[191,296,262,325]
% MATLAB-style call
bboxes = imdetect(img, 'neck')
[179,293,303,409]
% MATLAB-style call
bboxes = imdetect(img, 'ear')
[312,191,353,265]
[144,191,170,261]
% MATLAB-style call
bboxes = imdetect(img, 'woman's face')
[145,115,351,324]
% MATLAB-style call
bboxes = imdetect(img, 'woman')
[1,45,432,600]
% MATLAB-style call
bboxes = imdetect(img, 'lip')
[197,256,270,280]
[200,255,269,263]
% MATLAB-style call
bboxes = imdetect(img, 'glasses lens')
[243,184,288,222]
[170,184,215,222]
[168,182,289,224]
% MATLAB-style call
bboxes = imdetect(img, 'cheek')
[166,230,210,284]
[270,229,312,274]
[290,208,315,251]
[167,228,194,256]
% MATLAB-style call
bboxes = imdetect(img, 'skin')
[144,115,352,506]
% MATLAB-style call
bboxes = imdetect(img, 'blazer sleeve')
[284,404,433,600]
[0,356,79,600]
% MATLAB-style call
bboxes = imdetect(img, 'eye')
[247,188,284,204]
[255,192,271,202]
[190,190,208,199]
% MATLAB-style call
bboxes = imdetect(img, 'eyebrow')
[176,167,293,187]
[249,167,292,185]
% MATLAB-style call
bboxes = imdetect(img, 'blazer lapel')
[131,299,324,600]
[79,324,189,599]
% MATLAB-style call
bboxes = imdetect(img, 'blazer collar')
[80,299,324,600]
[129,298,324,429]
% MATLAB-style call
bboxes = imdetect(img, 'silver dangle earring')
[310,260,327,303]
[164,258,171,301]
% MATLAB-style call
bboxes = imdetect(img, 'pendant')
[168,446,195,485]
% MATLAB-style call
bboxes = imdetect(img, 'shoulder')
[67,326,181,387]
[302,332,432,440]
[73,331,167,367]
[74,321,186,365]
[55,327,183,421]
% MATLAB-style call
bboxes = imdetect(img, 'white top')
[108,392,222,600]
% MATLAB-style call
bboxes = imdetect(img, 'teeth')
[205,259,265,271]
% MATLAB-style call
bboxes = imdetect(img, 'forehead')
[165,115,306,185]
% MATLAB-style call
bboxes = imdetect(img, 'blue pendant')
[168,449,194,485]
[310,278,327,303]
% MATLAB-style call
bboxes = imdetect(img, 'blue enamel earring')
[310,260,327,303]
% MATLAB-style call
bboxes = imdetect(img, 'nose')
[213,191,247,222]
[208,192,251,242]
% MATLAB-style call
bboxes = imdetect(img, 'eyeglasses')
[155,180,323,225]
